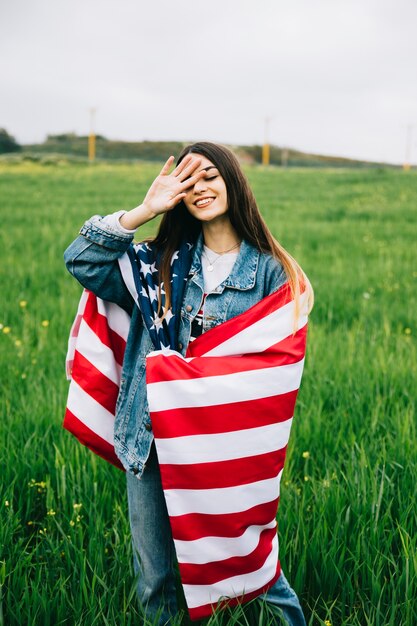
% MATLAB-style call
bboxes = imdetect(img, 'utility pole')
[262,116,271,166]
[88,107,96,163]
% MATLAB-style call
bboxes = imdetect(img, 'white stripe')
[66,380,115,445]
[204,291,308,357]
[175,520,277,564]
[66,290,90,379]
[76,319,121,384]
[147,359,304,411]
[184,534,279,609]
[163,470,283,516]
[118,252,139,306]
[96,298,131,341]
[155,420,292,465]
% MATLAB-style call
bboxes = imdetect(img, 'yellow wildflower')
[27,521,34,526]
[19,300,27,308]
[15,339,22,347]
[41,320,49,327]
[302,451,310,459]
[324,620,332,626]
[21,373,27,379]
[5,500,9,507]
[47,509,56,516]
[323,479,330,488]
[76,515,82,523]
[69,520,75,527]
[304,476,310,482]
[404,328,411,335]
[2,326,11,334]
[73,503,82,510]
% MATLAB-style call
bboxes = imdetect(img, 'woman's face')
[182,154,228,223]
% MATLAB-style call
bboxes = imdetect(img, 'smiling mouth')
[195,197,215,208]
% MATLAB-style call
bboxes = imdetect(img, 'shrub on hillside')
[0,128,21,153]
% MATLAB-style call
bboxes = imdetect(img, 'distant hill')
[21,133,395,168]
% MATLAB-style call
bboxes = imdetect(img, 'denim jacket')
[64,215,287,477]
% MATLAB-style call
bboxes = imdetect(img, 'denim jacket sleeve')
[263,254,287,297]
[64,214,135,314]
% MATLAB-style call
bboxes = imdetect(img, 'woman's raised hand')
[143,155,205,217]
[120,155,205,230]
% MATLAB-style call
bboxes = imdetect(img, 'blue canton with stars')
[125,240,194,351]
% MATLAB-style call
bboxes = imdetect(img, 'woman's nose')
[193,176,208,193]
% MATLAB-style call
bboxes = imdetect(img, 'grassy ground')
[0,161,416,625]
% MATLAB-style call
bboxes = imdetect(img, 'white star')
[149,311,163,331]
[140,286,149,298]
[149,262,157,274]
[170,251,179,265]
[140,260,153,276]
[148,285,158,302]
[187,242,193,250]
[162,307,173,325]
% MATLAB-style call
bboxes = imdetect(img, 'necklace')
[203,241,241,272]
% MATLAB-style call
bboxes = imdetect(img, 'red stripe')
[71,350,120,414]
[63,408,124,470]
[179,526,277,585]
[187,561,281,621]
[260,323,307,359]
[159,448,286,490]
[186,283,296,357]
[170,498,279,541]
[147,334,305,384]
[83,292,126,366]
[151,391,297,438]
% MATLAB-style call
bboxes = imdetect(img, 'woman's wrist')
[119,203,156,230]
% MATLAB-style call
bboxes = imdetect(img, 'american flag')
[146,282,308,619]
[64,288,128,469]
[64,252,308,620]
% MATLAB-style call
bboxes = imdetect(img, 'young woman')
[64,142,312,626]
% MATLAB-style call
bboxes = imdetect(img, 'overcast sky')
[1,0,417,164]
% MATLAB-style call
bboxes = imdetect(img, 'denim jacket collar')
[189,232,259,291]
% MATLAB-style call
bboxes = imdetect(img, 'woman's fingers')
[160,154,203,184]
[177,159,204,183]
[178,169,206,191]
[159,155,175,176]
[172,155,202,180]
[171,154,193,177]
[166,192,187,209]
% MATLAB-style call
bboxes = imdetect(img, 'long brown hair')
[152,142,313,318]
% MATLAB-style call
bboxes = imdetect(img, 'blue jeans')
[126,444,306,626]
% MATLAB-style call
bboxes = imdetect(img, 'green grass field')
[0,161,416,626]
